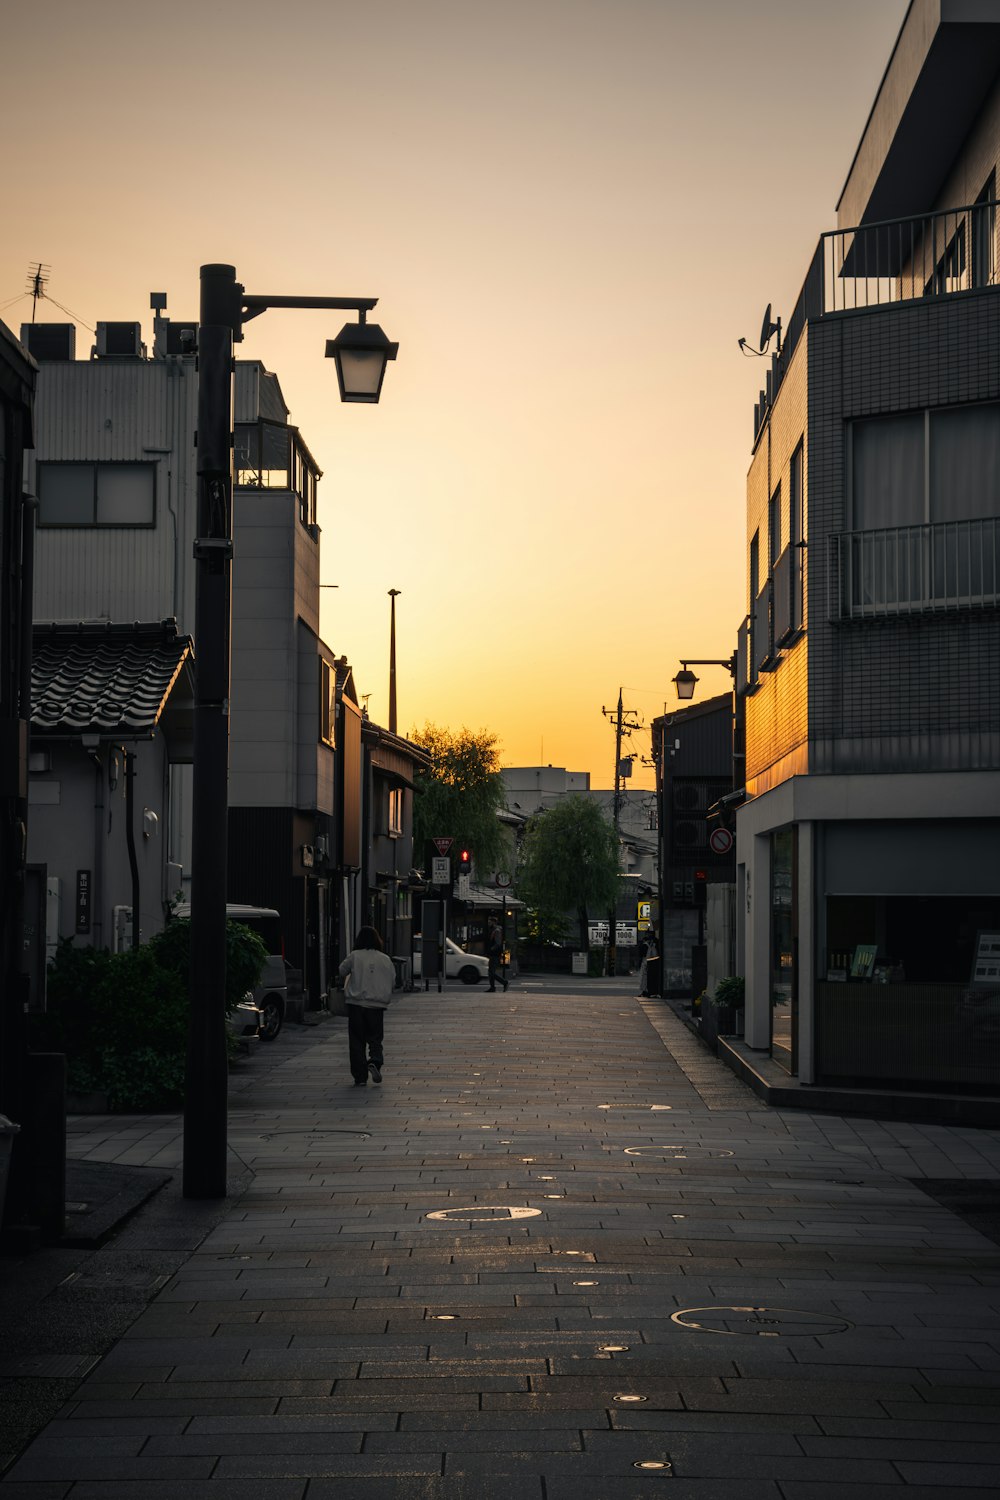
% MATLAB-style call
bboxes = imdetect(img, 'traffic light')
[458,848,472,875]
[694,870,707,909]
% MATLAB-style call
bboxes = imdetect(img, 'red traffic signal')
[458,848,472,875]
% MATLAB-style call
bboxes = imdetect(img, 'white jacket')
[339,949,396,1008]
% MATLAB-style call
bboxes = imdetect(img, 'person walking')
[637,933,658,998]
[487,918,508,993]
[338,926,396,1086]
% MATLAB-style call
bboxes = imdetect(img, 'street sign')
[457,873,471,898]
[495,872,511,888]
[433,837,454,855]
[588,921,639,947]
[431,856,451,884]
[709,827,734,854]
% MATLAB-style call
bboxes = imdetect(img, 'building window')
[236,421,319,527]
[845,405,1000,613]
[388,786,404,837]
[37,462,155,527]
[788,440,804,633]
[768,484,781,570]
[320,660,336,747]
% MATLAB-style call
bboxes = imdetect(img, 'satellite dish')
[759,303,781,353]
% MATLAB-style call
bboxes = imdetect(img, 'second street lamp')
[185,263,397,1200]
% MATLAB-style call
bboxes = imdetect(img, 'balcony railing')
[828,516,1000,621]
[822,197,997,314]
[754,200,999,442]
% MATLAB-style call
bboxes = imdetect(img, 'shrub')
[714,976,745,1008]
[37,921,268,1112]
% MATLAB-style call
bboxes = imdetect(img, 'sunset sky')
[1,0,908,791]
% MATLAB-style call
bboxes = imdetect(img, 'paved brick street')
[3,981,1000,1498]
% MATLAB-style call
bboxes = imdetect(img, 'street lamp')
[185,263,397,1200]
[673,655,737,700]
[388,589,401,734]
[326,317,399,403]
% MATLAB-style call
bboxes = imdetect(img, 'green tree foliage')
[515,796,620,950]
[410,723,507,877]
[36,922,267,1111]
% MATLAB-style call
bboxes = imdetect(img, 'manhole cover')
[598,1104,672,1111]
[623,1147,733,1158]
[671,1306,852,1337]
[425,1205,542,1222]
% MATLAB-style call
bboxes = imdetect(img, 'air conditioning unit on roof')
[95,322,146,359]
[20,323,76,361]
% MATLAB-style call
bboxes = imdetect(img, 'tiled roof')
[31,620,193,738]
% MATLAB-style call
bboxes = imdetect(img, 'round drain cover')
[671,1306,851,1338]
[623,1146,733,1158]
[425,1205,542,1222]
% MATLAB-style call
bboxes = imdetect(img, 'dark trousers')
[488,953,505,991]
[347,1004,385,1082]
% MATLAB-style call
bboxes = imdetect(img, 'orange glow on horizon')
[3,0,909,791]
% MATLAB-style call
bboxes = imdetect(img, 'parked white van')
[173,903,287,1040]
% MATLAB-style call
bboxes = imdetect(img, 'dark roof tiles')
[32,620,193,737]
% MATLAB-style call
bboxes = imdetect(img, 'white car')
[413,936,490,985]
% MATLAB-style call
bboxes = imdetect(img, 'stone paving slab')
[3,986,1000,1496]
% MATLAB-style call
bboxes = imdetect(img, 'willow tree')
[515,795,620,951]
[410,724,507,878]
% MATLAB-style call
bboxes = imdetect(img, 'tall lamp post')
[388,589,401,734]
[185,263,397,1200]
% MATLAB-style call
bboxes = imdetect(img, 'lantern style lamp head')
[673,666,698,700]
[326,315,399,403]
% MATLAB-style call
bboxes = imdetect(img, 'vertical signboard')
[76,869,92,934]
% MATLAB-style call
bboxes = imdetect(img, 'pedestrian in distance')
[338,926,396,1086]
[637,933,658,998]
[487,918,508,992]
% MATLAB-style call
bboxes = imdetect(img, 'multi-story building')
[22,302,410,1000]
[736,0,1000,1098]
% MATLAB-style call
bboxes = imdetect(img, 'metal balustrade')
[822,198,998,314]
[828,516,1000,620]
[755,201,1000,443]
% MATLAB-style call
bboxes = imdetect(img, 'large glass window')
[851,413,924,530]
[236,420,319,526]
[319,660,336,748]
[38,462,155,526]
[826,894,1000,985]
[848,406,1000,609]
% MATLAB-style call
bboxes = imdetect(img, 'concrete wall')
[27,736,172,950]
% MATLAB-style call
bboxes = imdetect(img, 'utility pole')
[601,689,642,978]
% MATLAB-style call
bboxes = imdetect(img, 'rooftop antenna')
[26,262,50,323]
[738,302,782,357]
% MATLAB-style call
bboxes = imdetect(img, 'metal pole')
[184,263,237,1199]
[388,589,400,734]
[607,689,623,977]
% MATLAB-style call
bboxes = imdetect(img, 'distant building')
[736,0,1000,1097]
[501,764,657,959]
[651,693,737,999]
